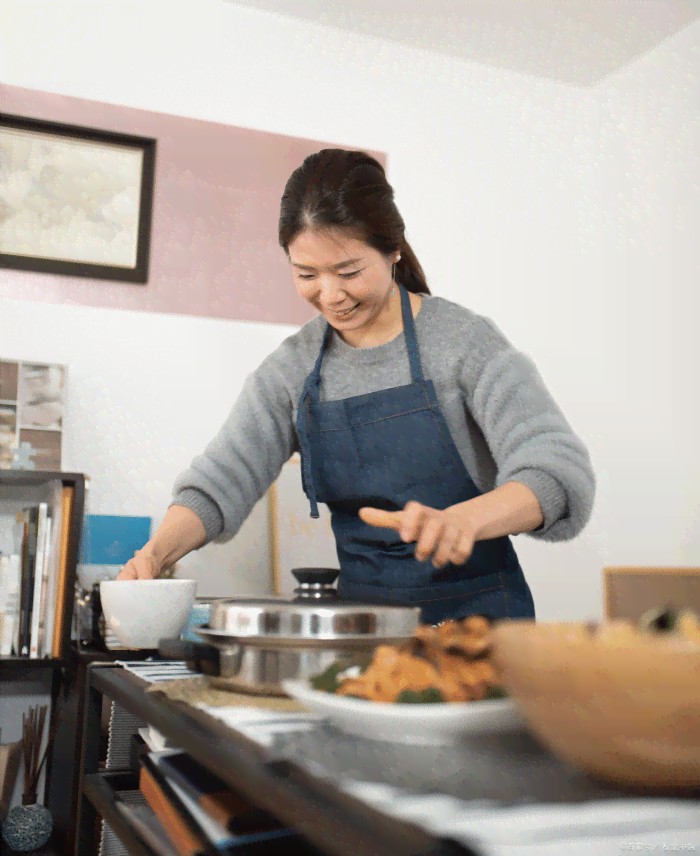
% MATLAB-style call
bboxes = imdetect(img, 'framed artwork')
[0,112,156,283]
[0,359,66,470]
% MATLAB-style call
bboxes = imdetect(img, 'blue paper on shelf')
[80,515,152,566]
[181,603,211,642]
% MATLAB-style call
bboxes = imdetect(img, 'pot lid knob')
[291,568,339,586]
[291,568,340,601]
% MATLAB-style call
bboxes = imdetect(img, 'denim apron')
[295,283,536,624]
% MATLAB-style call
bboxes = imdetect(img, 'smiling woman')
[118,148,595,628]
[285,229,420,349]
[278,150,429,349]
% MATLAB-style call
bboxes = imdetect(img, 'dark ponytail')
[279,149,430,295]
[395,237,428,295]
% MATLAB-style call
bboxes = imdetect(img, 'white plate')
[281,679,526,745]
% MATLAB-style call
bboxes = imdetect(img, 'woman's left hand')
[358,501,477,569]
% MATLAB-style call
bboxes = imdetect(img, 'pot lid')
[207,568,420,641]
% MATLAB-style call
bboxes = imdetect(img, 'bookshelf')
[76,666,464,856]
[0,471,85,838]
[0,471,85,664]
[0,656,61,667]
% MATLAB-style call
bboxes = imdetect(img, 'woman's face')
[288,228,399,334]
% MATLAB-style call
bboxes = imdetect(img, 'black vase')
[2,804,53,852]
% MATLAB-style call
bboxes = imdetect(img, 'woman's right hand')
[116,547,162,580]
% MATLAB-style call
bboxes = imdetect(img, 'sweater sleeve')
[462,317,596,542]
[169,345,298,545]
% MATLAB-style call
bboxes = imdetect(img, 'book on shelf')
[0,553,21,656]
[140,751,298,855]
[139,759,210,856]
[114,797,174,856]
[29,502,48,657]
[35,516,52,658]
[0,478,75,659]
[154,751,288,837]
[18,505,39,656]
[51,484,74,657]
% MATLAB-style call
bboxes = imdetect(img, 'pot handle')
[157,639,221,676]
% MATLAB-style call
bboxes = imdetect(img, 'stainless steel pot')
[158,568,420,696]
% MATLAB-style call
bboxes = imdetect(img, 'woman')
[118,149,595,624]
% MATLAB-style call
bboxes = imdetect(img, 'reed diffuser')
[1,704,59,852]
[21,705,54,806]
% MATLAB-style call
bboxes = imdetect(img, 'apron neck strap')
[398,282,424,382]
[310,282,425,397]
[306,323,332,398]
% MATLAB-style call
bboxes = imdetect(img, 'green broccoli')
[395,688,445,704]
[483,685,508,700]
[310,662,351,693]
[310,656,372,693]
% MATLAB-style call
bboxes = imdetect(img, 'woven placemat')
[146,675,308,711]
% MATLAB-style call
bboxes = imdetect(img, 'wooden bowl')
[490,620,700,792]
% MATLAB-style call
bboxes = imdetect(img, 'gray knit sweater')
[171,294,595,545]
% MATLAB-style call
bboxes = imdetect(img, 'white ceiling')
[225,0,700,87]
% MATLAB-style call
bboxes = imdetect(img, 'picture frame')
[0,112,156,283]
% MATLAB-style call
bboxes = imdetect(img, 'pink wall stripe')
[0,85,386,326]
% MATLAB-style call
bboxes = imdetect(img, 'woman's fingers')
[115,550,160,580]
[452,529,476,565]
[399,501,428,543]
[414,516,445,563]
[358,502,475,569]
[116,563,138,580]
[358,507,403,530]
[431,525,463,568]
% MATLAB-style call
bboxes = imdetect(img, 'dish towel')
[116,660,320,748]
[193,701,321,748]
[337,781,700,856]
[193,704,700,855]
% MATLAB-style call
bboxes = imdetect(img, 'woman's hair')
[279,149,430,295]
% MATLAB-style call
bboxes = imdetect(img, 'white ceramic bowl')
[100,579,197,649]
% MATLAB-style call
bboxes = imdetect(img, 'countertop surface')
[109,659,700,856]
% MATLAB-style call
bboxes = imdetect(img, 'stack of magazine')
[124,738,307,855]
[0,478,75,658]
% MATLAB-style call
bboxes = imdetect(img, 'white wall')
[1,0,698,616]
[0,299,292,596]
[585,26,700,576]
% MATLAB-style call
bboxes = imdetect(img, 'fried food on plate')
[313,615,507,704]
